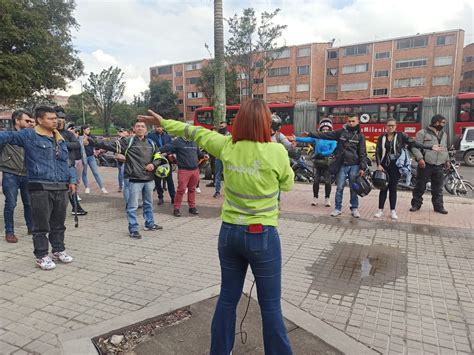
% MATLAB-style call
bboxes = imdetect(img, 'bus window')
[0,119,12,131]
[196,110,213,125]
[361,105,379,123]
[379,104,388,122]
[397,104,420,122]
[271,107,293,125]
[226,109,238,125]
[458,100,472,122]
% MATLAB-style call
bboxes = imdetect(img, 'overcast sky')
[62,0,474,102]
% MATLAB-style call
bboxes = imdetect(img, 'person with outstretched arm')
[139,99,294,355]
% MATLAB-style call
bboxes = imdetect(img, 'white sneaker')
[374,210,384,218]
[85,187,90,194]
[311,197,318,206]
[185,188,188,194]
[196,187,202,194]
[36,256,56,270]
[52,251,73,263]
[77,195,82,201]
[101,187,108,194]
[351,208,361,218]
[324,198,331,207]
[390,210,398,220]
[330,209,342,217]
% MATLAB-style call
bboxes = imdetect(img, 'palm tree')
[213,0,226,127]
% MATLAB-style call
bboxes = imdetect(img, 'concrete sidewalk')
[0,167,473,354]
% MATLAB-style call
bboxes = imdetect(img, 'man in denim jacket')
[0,106,75,270]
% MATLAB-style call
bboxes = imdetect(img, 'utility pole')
[80,80,86,125]
[213,0,226,127]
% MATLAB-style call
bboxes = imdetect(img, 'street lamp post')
[79,80,86,126]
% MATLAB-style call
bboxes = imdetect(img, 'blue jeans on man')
[335,164,360,211]
[214,159,223,194]
[210,223,293,355]
[118,163,124,191]
[2,172,33,235]
[82,155,104,189]
[126,180,155,233]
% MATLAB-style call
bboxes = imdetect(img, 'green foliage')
[226,8,287,96]
[111,101,147,129]
[148,80,179,119]
[0,0,83,103]
[65,93,97,125]
[196,62,239,105]
[84,66,125,135]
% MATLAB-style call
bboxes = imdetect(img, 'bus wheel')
[464,151,474,167]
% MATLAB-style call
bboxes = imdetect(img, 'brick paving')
[0,166,473,354]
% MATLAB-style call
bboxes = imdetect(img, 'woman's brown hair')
[232,99,272,143]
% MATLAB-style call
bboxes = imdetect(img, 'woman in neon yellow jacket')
[140,99,294,355]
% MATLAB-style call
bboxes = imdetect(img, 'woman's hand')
[137,110,164,126]
[377,165,384,171]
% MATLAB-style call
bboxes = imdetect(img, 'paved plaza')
[0,167,473,354]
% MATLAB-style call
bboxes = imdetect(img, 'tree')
[112,101,147,129]
[213,0,226,127]
[84,66,125,135]
[148,81,179,119]
[226,8,287,96]
[65,93,97,125]
[0,0,83,104]
[196,62,239,105]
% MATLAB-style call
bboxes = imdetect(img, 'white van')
[458,127,474,167]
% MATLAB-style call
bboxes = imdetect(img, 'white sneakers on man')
[196,187,202,194]
[101,187,108,194]
[52,251,74,263]
[331,209,342,217]
[35,256,56,270]
[351,209,361,218]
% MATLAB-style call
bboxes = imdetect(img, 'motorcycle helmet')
[372,170,390,190]
[319,118,333,131]
[155,157,171,178]
[288,148,301,160]
[351,175,372,197]
[271,114,282,131]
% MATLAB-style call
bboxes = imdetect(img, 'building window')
[150,68,158,76]
[297,65,310,75]
[464,70,474,80]
[254,60,264,68]
[326,85,337,93]
[175,85,183,91]
[397,36,428,50]
[342,63,369,74]
[395,58,427,69]
[270,48,290,59]
[253,78,264,84]
[185,62,202,71]
[297,47,310,57]
[267,85,290,94]
[375,51,390,60]
[187,92,204,99]
[436,35,455,46]
[179,112,184,118]
[187,105,201,112]
[344,45,369,57]
[296,84,309,92]
[394,77,425,88]
[268,67,290,77]
[327,68,338,76]
[239,72,249,80]
[432,76,451,86]
[374,70,389,77]
[373,88,388,96]
[186,77,199,85]
[341,82,369,91]
[434,56,453,66]
[157,66,172,75]
[175,71,183,77]
[466,56,474,64]
[241,87,250,96]
[253,94,264,99]
[177,99,184,104]
[328,50,338,59]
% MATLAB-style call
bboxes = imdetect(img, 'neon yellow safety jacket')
[161,119,294,226]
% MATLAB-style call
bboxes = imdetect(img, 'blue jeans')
[118,163,124,190]
[123,178,130,206]
[335,165,359,211]
[2,173,33,234]
[215,159,223,194]
[127,180,154,232]
[82,155,104,189]
[211,223,293,355]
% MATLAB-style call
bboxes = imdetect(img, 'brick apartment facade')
[150,29,467,121]
[460,43,474,92]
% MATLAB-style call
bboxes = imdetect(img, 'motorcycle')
[288,149,314,183]
[444,150,473,197]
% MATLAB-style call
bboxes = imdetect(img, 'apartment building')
[150,29,466,120]
[460,43,474,92]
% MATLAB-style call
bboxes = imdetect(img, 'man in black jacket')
[55,107,88,216]
[159,137,207,217]
[0,110,35,243]
[307,115,368,218]
[91,121,164,239]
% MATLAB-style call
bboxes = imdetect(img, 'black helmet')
[372,170,389,190]
[271,114,282,131]
[288,148,301,160]
[351,175,372,197]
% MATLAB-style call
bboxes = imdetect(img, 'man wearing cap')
[90,121,165,239]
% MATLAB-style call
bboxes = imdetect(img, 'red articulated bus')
[456,92,474,136]
[193,102,295,136]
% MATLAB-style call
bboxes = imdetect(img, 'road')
[459,165,474,183]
